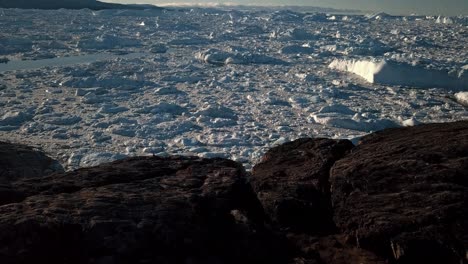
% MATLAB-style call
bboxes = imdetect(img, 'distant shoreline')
[0,0,162,10]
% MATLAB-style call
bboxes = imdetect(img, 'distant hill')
[0,0,162,10]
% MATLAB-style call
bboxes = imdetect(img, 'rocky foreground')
[0,121,467,264]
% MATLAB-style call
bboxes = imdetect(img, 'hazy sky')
[104,0,468,16]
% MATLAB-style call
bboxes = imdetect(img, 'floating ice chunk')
[312,113,398,132]
[154,86,185,95]
[88,131,112,143]
[79,152,127,168]
[45,88,62,94]
[207,118,237,128]
[295,73,316,82]
[195,49,234,65]
[276,28,317,40]
[135,102,187,115]
[77,34,140,50]
[198,152,230,159]
[455,92,468,106]
[99,104,129,114]
[150,43,168,53]
[279,44,314,54]
[81,93,108,104]
[75,88,87,96]
[435,16,453,24]
[174,137,203,147]
[329,59,467,90]
[365,12,394,20]
[38,113,81,126]
[196,49,285,65]
[318,104,355,115]
[168,36,211,46]
[288,96,309,108]
[344,38,392,56]
[107,125,136,137]
[0,111,32,126]
[195,104,237,120]
[147,120,201,140]
[151,103,187,115]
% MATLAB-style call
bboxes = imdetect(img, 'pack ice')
[0,7,466,170]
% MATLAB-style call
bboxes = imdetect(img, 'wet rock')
[0,156,287,264]
[331,121,468,263]
[251,138,354,234]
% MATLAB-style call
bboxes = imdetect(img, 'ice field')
[0,7,467,170]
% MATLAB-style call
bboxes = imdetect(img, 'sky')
[104,0,468,16]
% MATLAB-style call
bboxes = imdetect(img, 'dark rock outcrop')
[0,121,467,264]
[0,0,161,10]
[251,138,354,234]
[0,142,62,184]
[331,121,468,263]
[0,156,287,264]
[0,141,63,205]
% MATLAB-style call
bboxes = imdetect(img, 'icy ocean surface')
[0,7,467,170]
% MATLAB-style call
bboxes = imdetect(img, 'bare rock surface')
[251,138,354,234]
[0,142,62,184]
[331,121,468,263]
[0,156,286,264]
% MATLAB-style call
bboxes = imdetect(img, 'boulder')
[251,138,354,234]
[0,141,62,184]
[0,156,287,264]
[331,121,468,263]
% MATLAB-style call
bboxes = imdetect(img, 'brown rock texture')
[0,141,63,205]
[0,156,287,264]
[251,138,354,234]
[331,121,468,263]
[0,141,62,183]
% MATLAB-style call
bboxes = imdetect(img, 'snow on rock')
[329,59,467,90]
[455,92,468,106]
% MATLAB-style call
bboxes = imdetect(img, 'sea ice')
[329,59,467,90]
